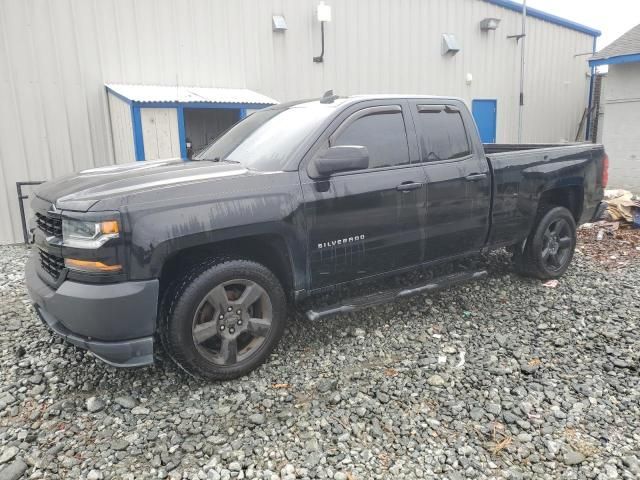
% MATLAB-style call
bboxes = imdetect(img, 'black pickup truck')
[25,94,607,379]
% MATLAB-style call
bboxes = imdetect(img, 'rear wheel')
[161,258,286,380]
[513,206,576,279]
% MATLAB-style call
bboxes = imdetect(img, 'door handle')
[396,182,424,192]
[465,173,487,182]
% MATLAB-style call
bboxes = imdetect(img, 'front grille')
[39,249,65,280]
[36,212,62,237]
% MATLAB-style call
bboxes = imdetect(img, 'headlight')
[62,218,120,249]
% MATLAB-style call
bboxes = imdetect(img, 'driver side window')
[332,110,410,169]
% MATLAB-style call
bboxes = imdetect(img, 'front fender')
[100,172,307,290]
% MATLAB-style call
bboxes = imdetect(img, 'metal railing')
[16,181,44,244]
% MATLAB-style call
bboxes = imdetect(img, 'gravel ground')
[0,240,638,480]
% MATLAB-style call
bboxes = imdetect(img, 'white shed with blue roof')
[105,85,278,163]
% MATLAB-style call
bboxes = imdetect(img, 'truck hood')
[36,159,251,211]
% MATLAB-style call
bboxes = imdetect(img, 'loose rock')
[0,447,18,464]
[249,413,265,425]
[0,240,638,479]
[114,396,137,409]
[86,396,105,413]
[0,459,28,480]
[427,374,445,386]
[564,450,586,466]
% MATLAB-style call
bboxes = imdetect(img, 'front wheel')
[513,206,577,280]
[160,258,287,380]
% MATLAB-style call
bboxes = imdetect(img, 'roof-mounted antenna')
[320,89,338,104]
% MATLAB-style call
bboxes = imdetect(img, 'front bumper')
[25,254,159,367]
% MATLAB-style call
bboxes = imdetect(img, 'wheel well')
[538,186,583,221]
[159,235,295,301]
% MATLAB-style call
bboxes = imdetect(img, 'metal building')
[0,0,600,243]
[589,24,640,192]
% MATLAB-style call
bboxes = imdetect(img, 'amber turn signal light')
[100,220,120,235]
[65,258,122,273]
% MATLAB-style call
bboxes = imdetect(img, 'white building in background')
[590,24,640,192]
[0,0,600,243]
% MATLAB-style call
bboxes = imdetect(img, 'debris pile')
[603,189,640,226]
[578,224,639,268]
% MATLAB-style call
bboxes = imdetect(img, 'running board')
[305,270,488,321]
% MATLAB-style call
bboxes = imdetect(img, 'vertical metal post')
[517,0,527,143]
[16,183,29,244]
[16,181,44,244]
[313,21,326,63]
[585,36,597,141]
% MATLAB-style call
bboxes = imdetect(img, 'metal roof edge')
[105,85,132,104]
[483,0,601,37]
[589,53,640,67]
[104,84,279,105]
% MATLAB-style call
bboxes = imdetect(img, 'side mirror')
[311,146,369,177]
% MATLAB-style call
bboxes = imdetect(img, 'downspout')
[585,35,597,141]
[517,0,527,143]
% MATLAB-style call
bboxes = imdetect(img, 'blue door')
[472,99,497,143]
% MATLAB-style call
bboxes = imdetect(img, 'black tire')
[160,257,287,380]
[513,206,577,280]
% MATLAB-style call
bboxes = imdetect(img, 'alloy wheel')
[192,279,273,366]
[541,218,573,271]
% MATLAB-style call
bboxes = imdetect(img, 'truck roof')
[277,94,466,110]
[348,93,464,101]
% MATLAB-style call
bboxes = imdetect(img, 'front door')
[408,100,491,261]
[301,100,427,289]
[471,99,497,143]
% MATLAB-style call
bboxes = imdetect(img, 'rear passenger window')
[415,106,471,162]
[333,111,410,169]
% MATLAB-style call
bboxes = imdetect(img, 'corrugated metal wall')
[107,93,135,164]
[0,0,595,243]
[601,63,640,191]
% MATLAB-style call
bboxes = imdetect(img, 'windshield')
[194,104,335,171]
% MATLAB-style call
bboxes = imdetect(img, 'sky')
[526,0,640,50]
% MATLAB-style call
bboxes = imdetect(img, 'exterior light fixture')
[480,18,501,31]
[272,15,288,32]
[316,1,332,22]
[441,33,460,56]
[313,2,332,63]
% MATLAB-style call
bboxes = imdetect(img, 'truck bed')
[483,143,589,154]
[485,142,606,248]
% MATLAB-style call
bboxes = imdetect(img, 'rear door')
[408,100,491,260]
[471,99,497,143]
[300,99,427,289]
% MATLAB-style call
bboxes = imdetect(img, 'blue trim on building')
[177,106,187,160]
[484,0,601,37]
[589,53,640,67]
[239,108,247,119]
[131,106,145,161]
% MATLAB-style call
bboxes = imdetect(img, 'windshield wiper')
[192,156,220,162]
[195,157,242,165]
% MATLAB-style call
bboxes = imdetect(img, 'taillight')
[602,153,609,188]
